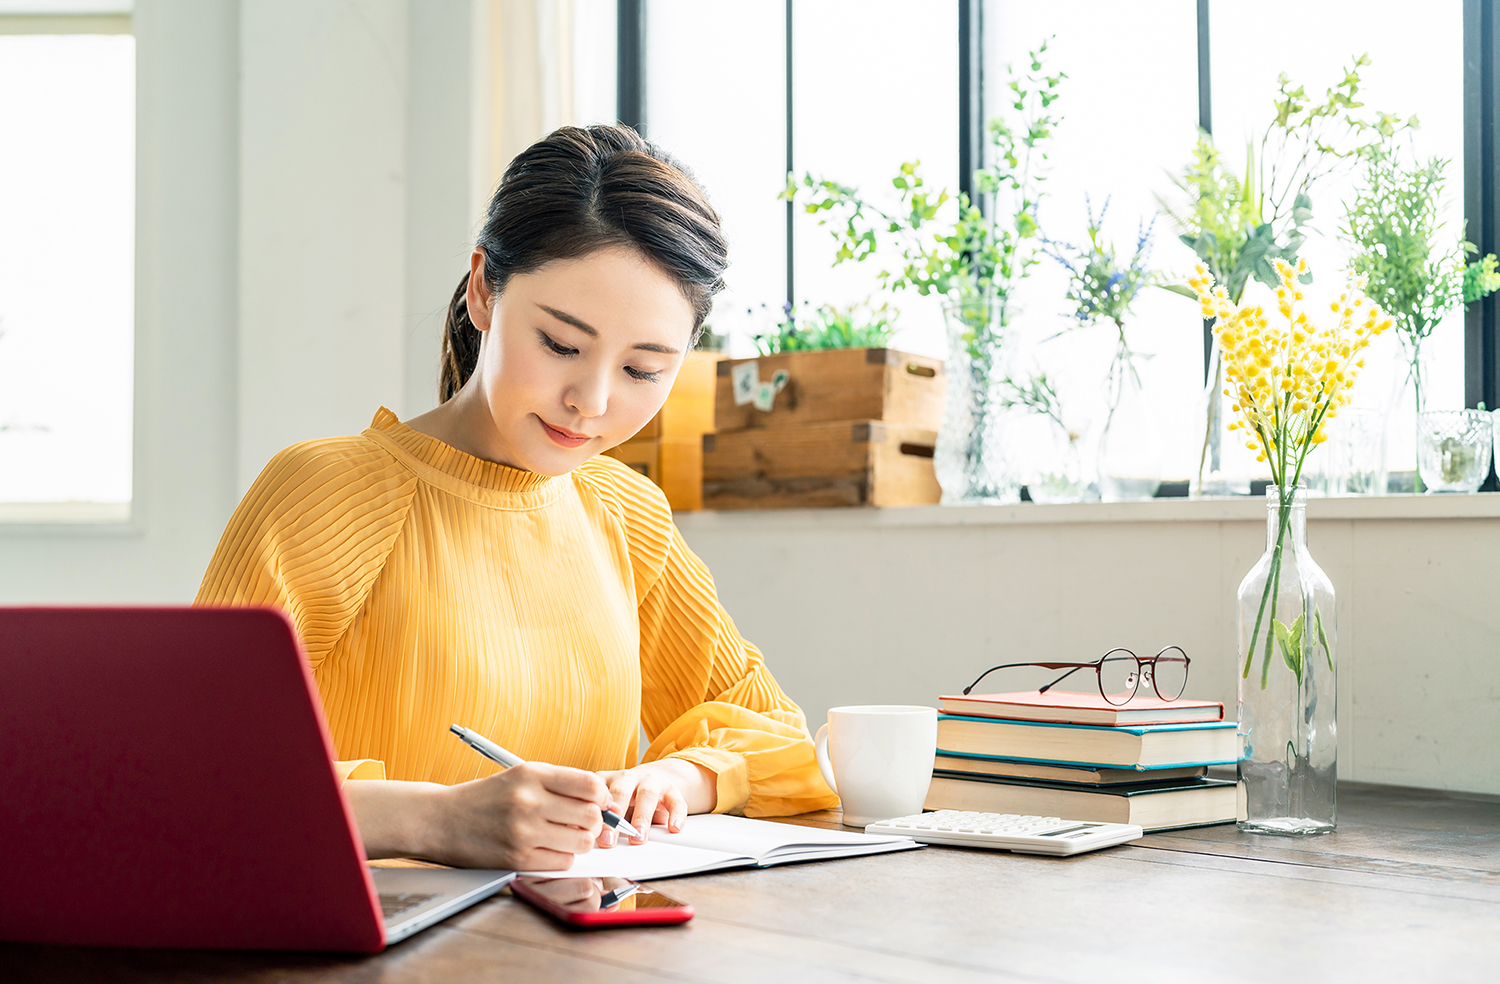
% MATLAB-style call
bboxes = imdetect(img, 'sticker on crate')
[731,362,758,405]
[731,361,790,411]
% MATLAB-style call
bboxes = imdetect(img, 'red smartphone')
[511,876,694,928]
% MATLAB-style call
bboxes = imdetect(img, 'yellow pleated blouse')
[195,408,837,817]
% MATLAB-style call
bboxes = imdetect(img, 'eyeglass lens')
[1098,652,1141,706]
[1152,648,1189,700]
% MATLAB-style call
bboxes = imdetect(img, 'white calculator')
[864,810,1144,856]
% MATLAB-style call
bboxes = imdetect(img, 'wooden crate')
[635,350,717,441]
[606,437,703,512]
[702,421,940,509]
[606,352,719,512]
[714,348,944,432]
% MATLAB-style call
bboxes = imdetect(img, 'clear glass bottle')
[1236,485,1337,835]
[1096,350,1163,501]
[1190,341,1251,497]
[935,299,1019,505]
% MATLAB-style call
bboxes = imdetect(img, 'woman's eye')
[539,332,578,357]
[625,366,662,382]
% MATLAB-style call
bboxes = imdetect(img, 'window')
[986,1,1202,480]
[791,0,958,358]
[646,1,787,347]
[0,9,134,517]
[1209,0,1466,476]
[625,1,1491,490]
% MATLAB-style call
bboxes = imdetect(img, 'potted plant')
[703,299,946,510]
[1040,198,1175,500]
[785,42,1064,504]
[751,299,899,355]
[1340,134,1500,491]
[1192,257,1391,834]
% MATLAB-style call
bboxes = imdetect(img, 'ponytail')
[439,272,482,403]
[436,124,727,404]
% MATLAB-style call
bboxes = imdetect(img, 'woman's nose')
[566,370,609,418]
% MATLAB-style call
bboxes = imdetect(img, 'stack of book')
[924,690,1238,831]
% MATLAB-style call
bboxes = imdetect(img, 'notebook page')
[653,813,917,861]
[517,839,746,880]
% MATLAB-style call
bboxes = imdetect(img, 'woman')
[196,125,838,871]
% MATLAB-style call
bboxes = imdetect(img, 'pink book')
[938,690,1224,727]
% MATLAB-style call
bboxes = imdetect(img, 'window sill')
[0,501,136,535]
[673,492,1500,531]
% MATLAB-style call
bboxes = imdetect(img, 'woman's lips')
[538,416,593,449]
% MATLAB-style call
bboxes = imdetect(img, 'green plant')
[997,368,1068,435]
[1158,135,1308,305]
[1192,258,1389,686]
[1341,136,1500,489]
[1158,55,1406,493]
[1043,197,1164,333]
[751,300,898,355]
[784,42,1064,360]
[1159,56,1412,304]
[1037,198,1176,463]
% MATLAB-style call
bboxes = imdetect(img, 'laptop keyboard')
[379,892,437,919]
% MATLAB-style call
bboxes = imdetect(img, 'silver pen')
[448,724,643,839]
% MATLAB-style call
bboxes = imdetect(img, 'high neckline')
[365,407,564,501]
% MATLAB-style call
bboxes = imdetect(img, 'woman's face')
[463,246,695,476]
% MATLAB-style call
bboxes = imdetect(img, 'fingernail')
[603,829,616,847]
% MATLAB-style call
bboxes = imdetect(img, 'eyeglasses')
[961,646,1191,706]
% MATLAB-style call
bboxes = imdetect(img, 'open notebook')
[521,814,922,880]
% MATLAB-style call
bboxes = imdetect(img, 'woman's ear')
[465,249,494,331]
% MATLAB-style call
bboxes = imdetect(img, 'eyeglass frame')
[961,646,1191,706]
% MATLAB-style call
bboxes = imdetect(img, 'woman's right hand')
[345,763,613,871]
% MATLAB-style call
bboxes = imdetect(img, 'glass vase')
[1191,339,1251,497]
[1236,485,1336,836]
[1390,339,1433,493]
[935,299,1019,505]
[1096,351,1163,501]
[1014,411,1092,503]
[1416,409,1492,493]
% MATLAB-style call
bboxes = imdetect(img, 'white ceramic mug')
[814,705,938,827]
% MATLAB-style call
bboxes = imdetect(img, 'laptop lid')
[0,606,393,951]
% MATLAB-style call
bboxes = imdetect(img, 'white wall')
[238,0,478,493]
[678,497,1500,797]
[405,0,483,421]
[0,0,479,600]
[238,0,408,490]
[0,0,239,602]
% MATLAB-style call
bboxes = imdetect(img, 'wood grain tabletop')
[3,781,1496,983]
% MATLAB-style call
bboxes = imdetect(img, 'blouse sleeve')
[193,436,417,672]
[633,523,839,819]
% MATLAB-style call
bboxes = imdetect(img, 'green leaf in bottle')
[1314,606,1332,672]
[1273,614,1305,684]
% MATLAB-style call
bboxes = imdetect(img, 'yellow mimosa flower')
[1191,260,1385,491]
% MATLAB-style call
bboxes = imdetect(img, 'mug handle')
[814,723,837,795]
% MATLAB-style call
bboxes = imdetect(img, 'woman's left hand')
[595,758,716,847]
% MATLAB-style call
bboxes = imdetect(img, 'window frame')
[0,8,136,525]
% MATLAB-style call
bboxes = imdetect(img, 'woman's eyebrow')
[537,303,681,355]
[538,303,598,336]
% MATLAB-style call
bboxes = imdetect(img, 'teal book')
[932,753,1208,786]
[936,713,1237,770]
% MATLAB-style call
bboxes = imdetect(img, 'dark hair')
[439,124,728,402]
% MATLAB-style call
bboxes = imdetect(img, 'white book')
[520,813,921,880]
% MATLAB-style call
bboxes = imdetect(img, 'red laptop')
[0,606,513,952]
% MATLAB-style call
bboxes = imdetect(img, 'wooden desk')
[4,782,1496,982]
